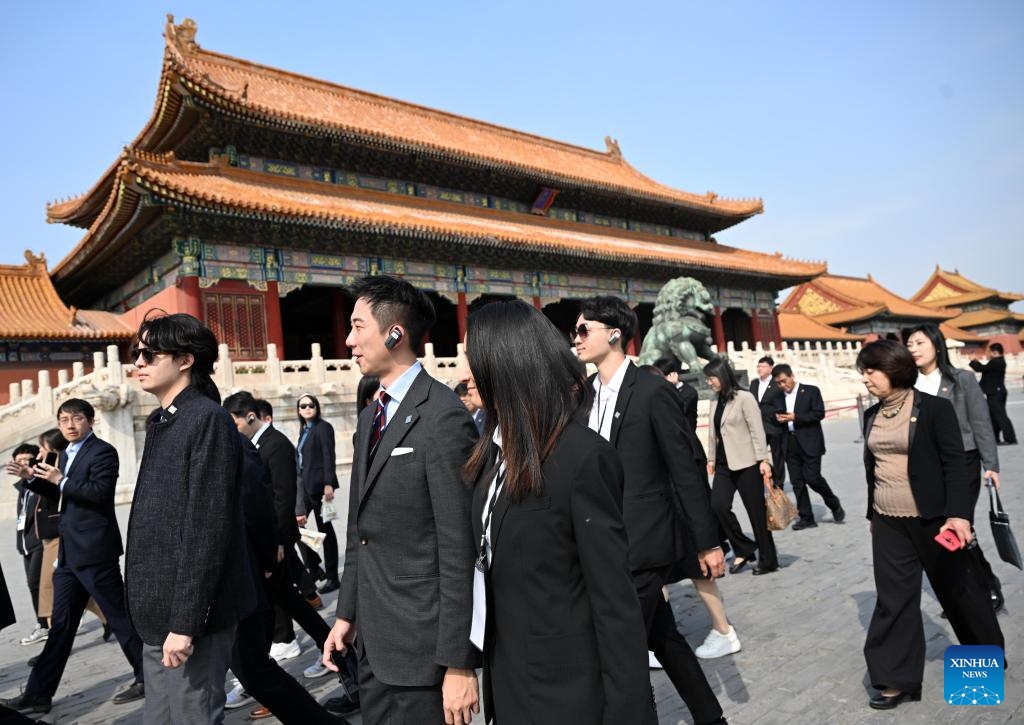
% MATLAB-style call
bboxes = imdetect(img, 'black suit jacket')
[676,381,699,434]
[969,356,1007,395]
[25,433,123,569]
[256,425,300,546]
[297,418,339,498]
[126,386,258,645]
[750,378,786,437]
[785,383,827,457]
[239,435,278,612]
[590,362,718,570]
[471,422,655,725]
[336,369,479,686]
[863,390,973,521]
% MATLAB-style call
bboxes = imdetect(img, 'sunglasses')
[298,403,317,410]
[130,347,173,365]
[569,324,613,342]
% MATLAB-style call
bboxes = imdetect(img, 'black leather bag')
[988,485,1023,570]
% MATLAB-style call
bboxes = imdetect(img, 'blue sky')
[3,2,1021,305]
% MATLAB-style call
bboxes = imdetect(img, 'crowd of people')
[0,275,1013,724]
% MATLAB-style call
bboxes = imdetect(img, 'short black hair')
[578,296,637,345]
[255,399,273,419]
[990,342,1004,355]
[856,339,918,389]
[350,275,436,349]
[758,355,775,366]
[223,391,260,417]
[57,398,95,421]
[355,376,380,415]
[771,363,794,379]
[136,311,221,403]
[13,443,39,459]
[639,364,665,378]
[652,356,682,376]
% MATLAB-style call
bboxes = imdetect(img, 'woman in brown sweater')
[858,340,1004,710]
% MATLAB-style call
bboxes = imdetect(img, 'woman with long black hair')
[294,394,340,597]
[905,322,1003,609]
[703,357,778,578]
[464,300,655,725]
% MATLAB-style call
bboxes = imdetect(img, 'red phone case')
[934,529,961,551]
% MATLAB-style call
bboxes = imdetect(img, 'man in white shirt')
[748,356,786,488]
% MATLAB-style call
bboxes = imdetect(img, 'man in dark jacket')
[970,342,1018,445]
[8,443,48,643]
[2,400,144,715]
[126,313,257,724]
[749,356,787,487]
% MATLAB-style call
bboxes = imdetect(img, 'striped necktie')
[368,391,391,459]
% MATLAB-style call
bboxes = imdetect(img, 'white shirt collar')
[382,361,423,406]
[592,357,632,395]
[915,369,943,396]
[251,421,271,447]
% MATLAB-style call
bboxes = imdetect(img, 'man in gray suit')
[323,276,479,725]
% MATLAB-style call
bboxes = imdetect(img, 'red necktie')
[368,391,390,458]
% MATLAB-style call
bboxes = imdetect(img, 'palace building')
[33,15,823,367]
[911,266,1024,351]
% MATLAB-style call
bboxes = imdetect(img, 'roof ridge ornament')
[604,136,622,161]
[24,250,47,271]
[166,15,200,56]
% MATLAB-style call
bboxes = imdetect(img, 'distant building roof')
[781,273,953,326]
[0,252,132,341]
[778,311,863,341]
[912,266,1023,309]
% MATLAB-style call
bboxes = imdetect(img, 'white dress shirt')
[251,421,271,448]
[379,361,423,426]
[60,431,94,492]
[784,383,800,432]
[755,376,772,402]
[588,357,632,441]
[915,369,942,396]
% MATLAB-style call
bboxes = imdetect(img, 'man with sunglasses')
[2,399,145,715]
[125,313,257,724]
[574,297,729,725]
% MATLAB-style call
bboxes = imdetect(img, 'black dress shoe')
[324,694,360,716]
[752,565,778,576]
[869,690,920,709]
[832,505,846,523]
[318,579,341,595]
[792,519,818,530]
[0,693,52,714]
[27,654,40,667]
[728,557,752,574]
[112,681,145,704]
[102,622,113,641]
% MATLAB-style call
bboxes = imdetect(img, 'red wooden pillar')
[626,338,638,356]
[265,281,285,353]
[750,308,763,346]
[532,295,542,311]
[180,275,202,320]
[772,308,782,345]
[712,306,726,352]
[332,288,350,358]
[457,292,468,343]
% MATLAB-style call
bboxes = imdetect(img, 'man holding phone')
[2,399,144,715]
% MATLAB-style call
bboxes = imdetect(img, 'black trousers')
[767,432,787,488]
[268,554,332,646]
[634,566,723,725]
[986,390,1017,444]
[25,560,143,699]
[300,494,339,582]
[710,464,777,569]
[21,547,45,627]
[232,593,343,725]
[785,434,840,522]
[864,514,1004,693]
[358,643,443,725]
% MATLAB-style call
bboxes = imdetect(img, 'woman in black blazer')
[295,393,340,593]
[464,301,655,725]
[858,340,1004,710]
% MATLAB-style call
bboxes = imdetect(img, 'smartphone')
[43,451,59,467]
[934,529,961,552]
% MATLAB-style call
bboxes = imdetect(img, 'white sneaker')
[269,639,302,662]
[648,651,663,669]
[695,626,741,659]
[225,680,253,710]
[303,653,331,679]
[19,625,48,646]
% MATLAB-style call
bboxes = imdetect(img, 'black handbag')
[988,485,1023,570]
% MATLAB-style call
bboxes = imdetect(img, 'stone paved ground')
[0,398,1020,724]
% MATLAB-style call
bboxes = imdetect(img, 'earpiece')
[384,327,404,350]
[247,416,256,424]
[609,334,620,345]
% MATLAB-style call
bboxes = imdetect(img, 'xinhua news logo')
[944,645,1004,706]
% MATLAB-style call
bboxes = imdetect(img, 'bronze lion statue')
[637,277,716,369]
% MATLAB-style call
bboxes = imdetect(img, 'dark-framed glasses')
[130,347,171,365]
[298,403,317,410]
[570,324,612,342]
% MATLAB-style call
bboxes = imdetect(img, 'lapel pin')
[167,404,177,415]
[942,387,949,392]
[405,415,412,424]
[910,417,917,423]
[614,411,621,418]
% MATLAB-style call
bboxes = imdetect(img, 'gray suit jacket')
[336,369,479,686]
[933,368,999,473]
